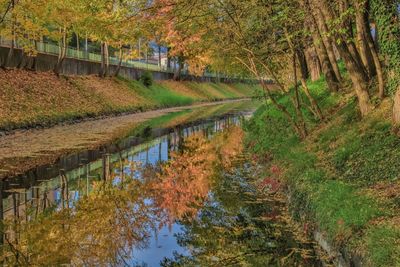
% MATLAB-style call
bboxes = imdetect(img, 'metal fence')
[0,37,224,77]
[0,38,173,73]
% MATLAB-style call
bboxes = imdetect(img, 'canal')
[0,100,322,266]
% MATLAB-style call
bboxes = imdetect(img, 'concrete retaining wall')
[0,46,256,84]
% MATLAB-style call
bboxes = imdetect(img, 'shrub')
[140,71,153,87]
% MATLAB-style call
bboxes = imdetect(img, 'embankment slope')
[0,70,259,131]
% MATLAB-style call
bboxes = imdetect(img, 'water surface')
[0,101,321,266]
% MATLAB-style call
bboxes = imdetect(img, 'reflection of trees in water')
[161,160,321,266]
[0,170,157,266]
[150,126,244,227]
[0,126,244,266]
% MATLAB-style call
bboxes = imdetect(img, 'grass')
[122,79,194,108]
[244,74,400,266]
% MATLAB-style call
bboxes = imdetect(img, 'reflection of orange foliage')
[214,126,244,169]
[154,134,216,225]
[153,126,244,225]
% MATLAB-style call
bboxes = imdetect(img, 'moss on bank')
[244,77,400,266]
[0,70,258,131]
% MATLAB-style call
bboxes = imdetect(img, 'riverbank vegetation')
[245,75,400,266]
[0,69,257,131]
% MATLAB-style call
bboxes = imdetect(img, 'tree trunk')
[314,0,372,116]
[167,47,171,70]
[355,7,376,77]
[173,57,183,81]
[313,10,342,81]
[305,46,322,81]
[100,42,105,77]
[293,52,308,138]
[3,38,15,68]
[100,42,109,77]
[85,34,88,59]
[316,0,368,80]
[76,33,79,52]
[158,45,162,69]
[297,50,324,120]
[2,0,15,68]
[355,0,385,98]
[297,48,309,80]
[17,49,26,69]
[54,28,67,76]
[309,20,340,91]
[393,88,400,125]
[338,40,373,116]
[105,42,109,77]
[114,47,123,77]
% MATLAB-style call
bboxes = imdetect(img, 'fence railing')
[0,38,228,78]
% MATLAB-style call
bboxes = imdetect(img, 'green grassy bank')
[0,70,259,131]
[244,76,400,266]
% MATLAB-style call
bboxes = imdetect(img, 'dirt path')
[0,99,250,178]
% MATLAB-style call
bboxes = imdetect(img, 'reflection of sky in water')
[131,223,188,267]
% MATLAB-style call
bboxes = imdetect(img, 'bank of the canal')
[0,103,325,266]
[0,100,258,179]
[0,69,260,131]
[244,77,400,266]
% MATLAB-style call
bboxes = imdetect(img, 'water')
[0,102,322,266]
